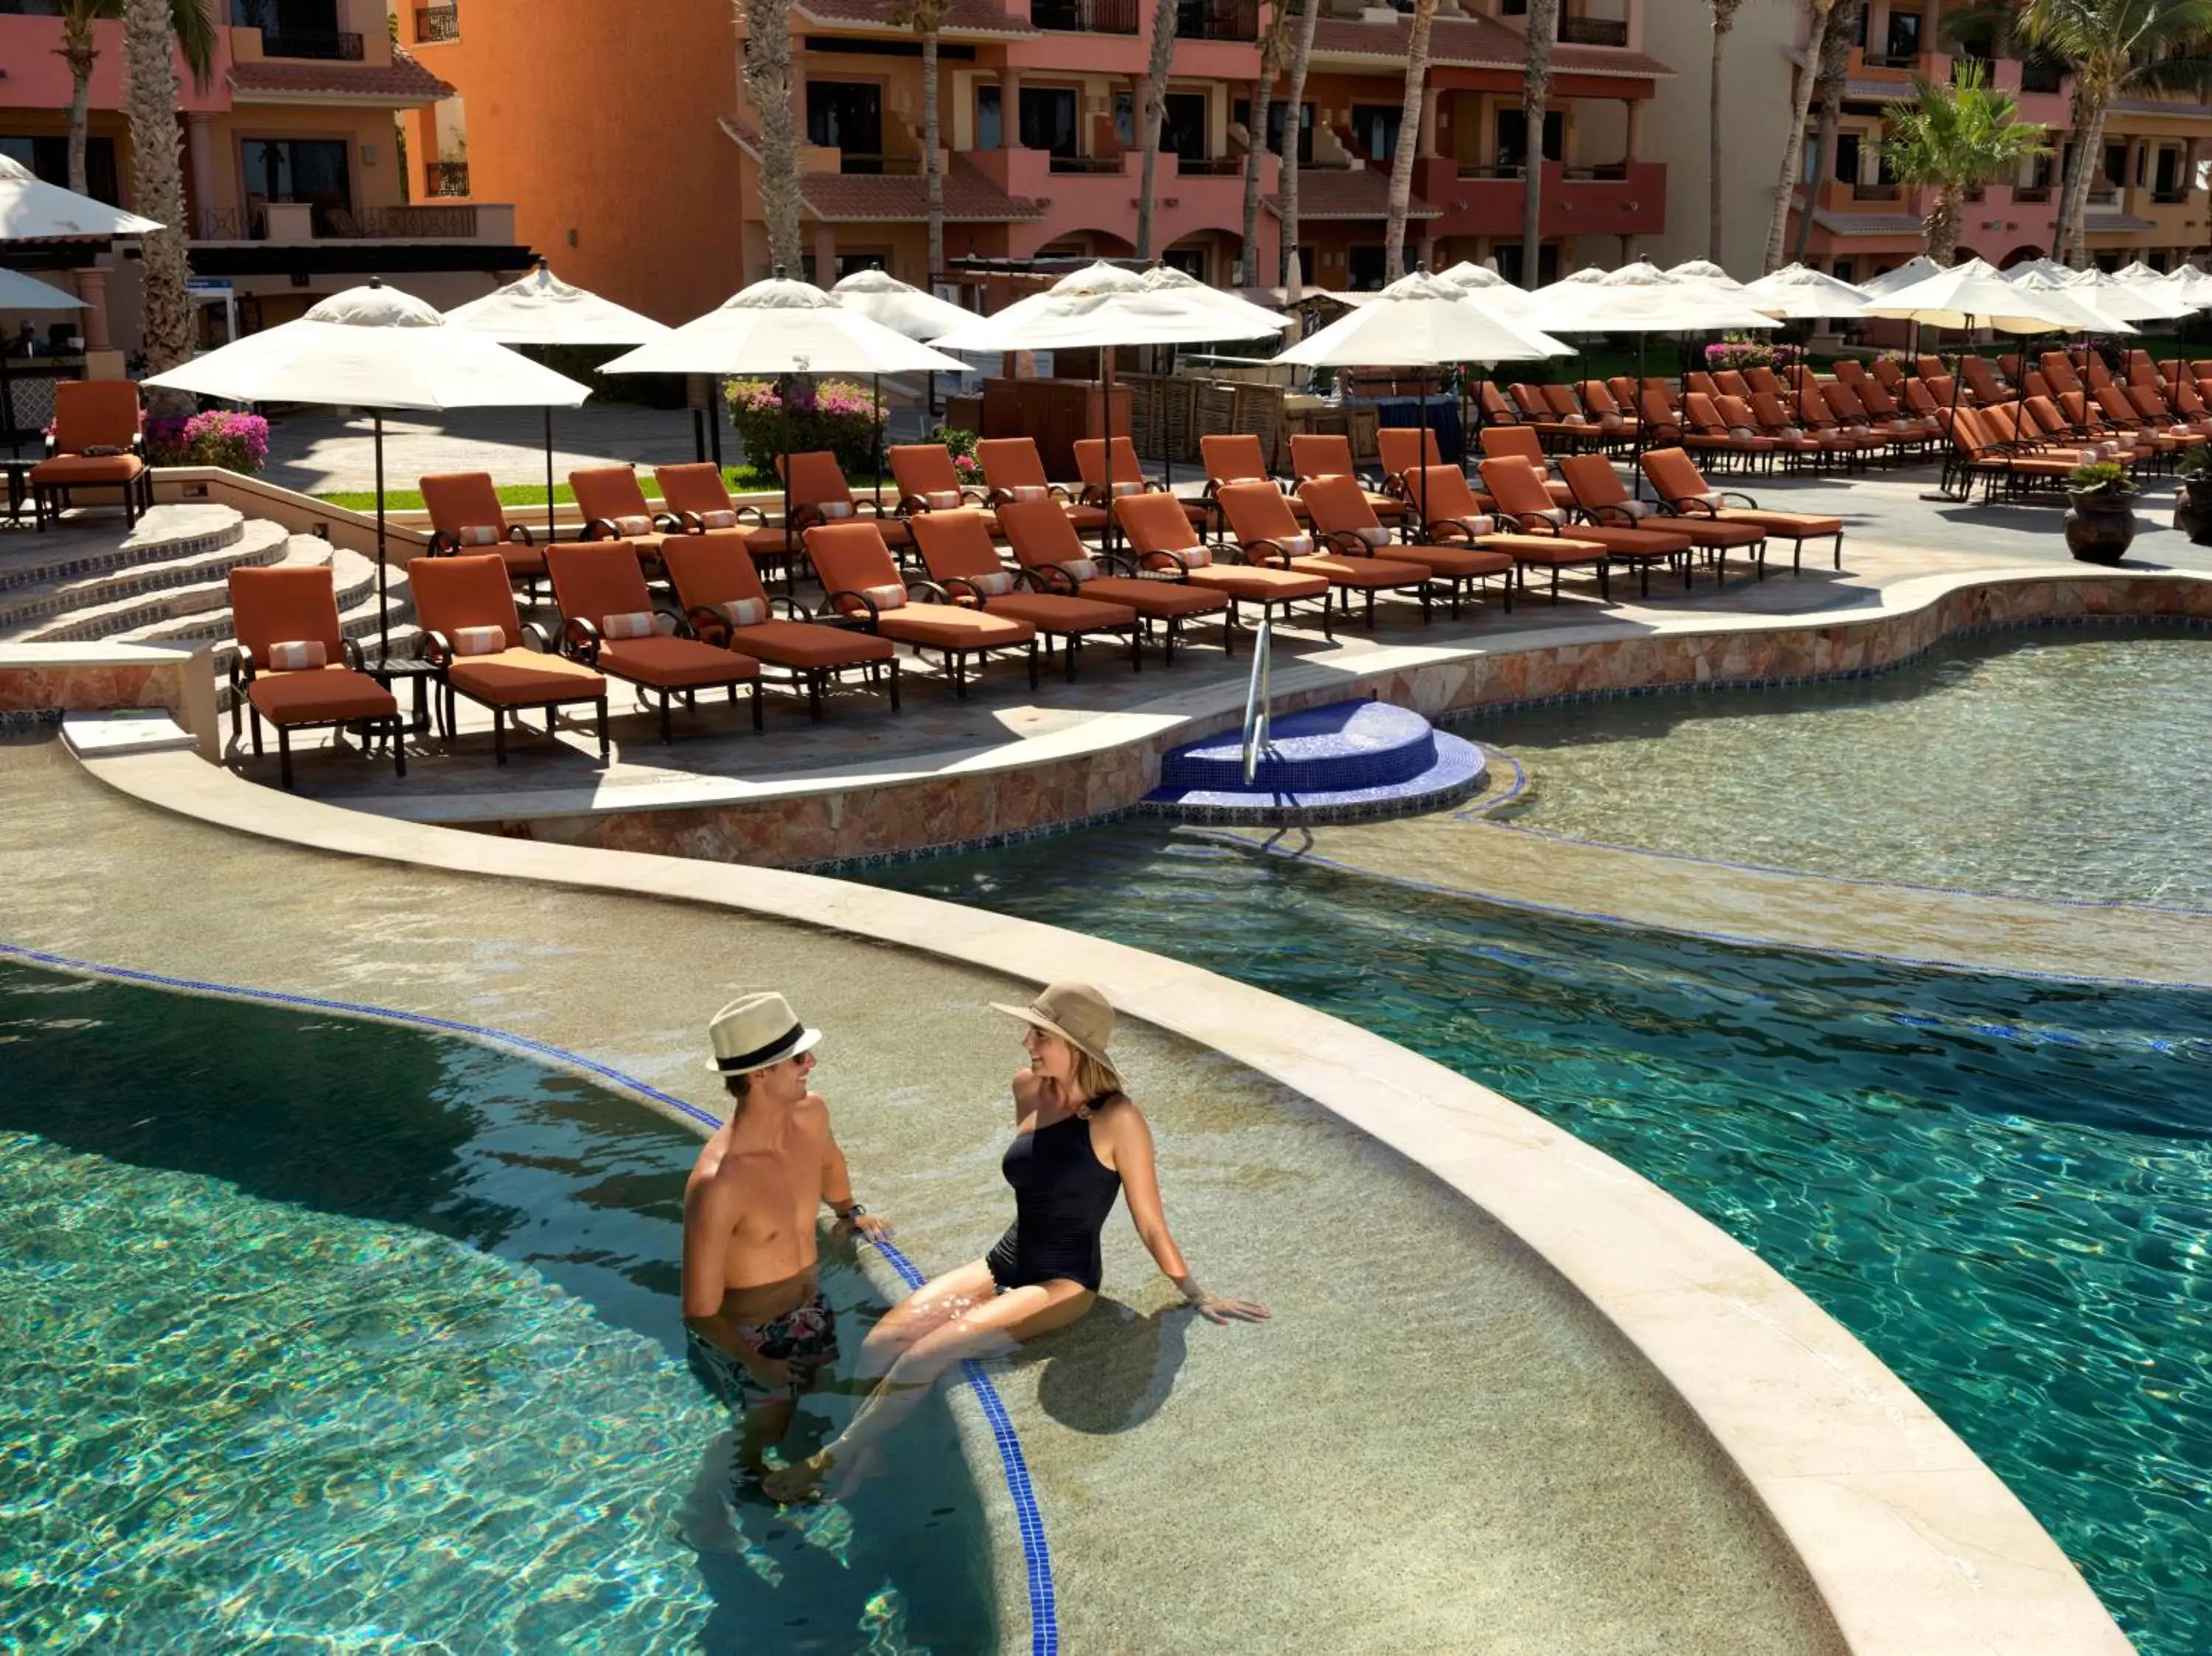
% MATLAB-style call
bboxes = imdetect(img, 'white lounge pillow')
[715,596,768,627]
[858,581,907,612]
[1055,557,1099,584]
[266,639,327,671]
[964,568,1017,596]
[1354,525,1391,547]
[600,610,662,641]
[611,514,655,537]
[453,625,507,656]
[698,509,738,529]
[456,523,501,546]
[923,489,964,510]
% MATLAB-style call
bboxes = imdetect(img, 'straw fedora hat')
[990,981,1119,1087]
[705,990,821,1076]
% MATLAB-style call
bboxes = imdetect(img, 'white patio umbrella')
[1138,263,1293,339]
[2000,268,2140,333]
[144,279,592,660]
[1433,259,1544,320]
[2001,256,2073,285]
[0,153,161,241]
[0,267,88,459]
[932,262,1280,522]
[1666,257,1746,291]
[2063,266,2191,324]
[1739,263,1876,320]
[2160,263,2212,307]
[445,260,671,541]
[1279,270,1565,531]
[1858,255,1944,297]
[1524,262,1782,493]
[602,273,966,546]
[828,265,980,466]
[2112,260,2168,286]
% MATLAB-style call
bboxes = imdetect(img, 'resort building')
[1638,0,2212,279]
[0,0,529,362]
[400,0,1673,319]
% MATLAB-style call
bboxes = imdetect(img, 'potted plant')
[2174,445,2212,545]
[2063,460,2138,563]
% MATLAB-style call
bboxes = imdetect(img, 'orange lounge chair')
[228,563,403,789]
[1376,426,1445,498]
[1475,426,1577,506]
[976,437,1108,535]
[1870,356,1907,394]
[1640,448,1845,571]
[30,380,151,530]
[1071,436,1210,532]
[1933,408,2080,502]
[1288,433,1407,522]
[661,530,899,718]
[776,450,913,550]
[420,470,547,600]
[910,509,1141,676]
[1121,487,1341,634]
[545,541,762,742]
[805,521,1037,699]
[410,552,609,763]
[1488,454,1693,594]
[890,442,997,531]
[1716,392,1820,470]
[653,462,790,569]
[1554,452,1755,591]
[1200,433,1307,526]
[1210,481,1437,627]
[1296,473,1514,618]
[571,465,683,572]
[998,498,1229,664]
[1476,380,1520,426]
[1959,356,2011,407]
[1410,464,1610,603]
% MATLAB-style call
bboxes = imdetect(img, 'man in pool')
[682,991,888,1480]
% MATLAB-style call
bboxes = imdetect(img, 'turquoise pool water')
[0,964,991,1655]
[1475,626,2212,910]
[866,827,2212,1656]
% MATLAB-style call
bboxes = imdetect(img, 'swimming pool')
[0,961,992,1654]
[1473,625,2212,910]
[866,826,2212,1656]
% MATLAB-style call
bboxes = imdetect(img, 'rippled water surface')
[0,964,990,1655]
[1473,626,2212,908]
[866,829,2212,1656]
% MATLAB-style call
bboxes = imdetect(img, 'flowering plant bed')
[726,378,883,477]
[145,409,271,474]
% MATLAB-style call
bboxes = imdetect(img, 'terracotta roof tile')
[1265,167,1439,221]
[793,0,1036,37]
[801,161,1048,223]
[229,46,453,102]
[1312,13,1670,78]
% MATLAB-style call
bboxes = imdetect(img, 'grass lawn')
[313,465,897,512]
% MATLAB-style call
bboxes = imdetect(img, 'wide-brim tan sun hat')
[705,990,822,1076]
[990,981,1119,1087]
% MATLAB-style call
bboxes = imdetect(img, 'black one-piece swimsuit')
[985,1102,1124,1293]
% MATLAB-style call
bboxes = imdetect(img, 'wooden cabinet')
[980,378,1132,481]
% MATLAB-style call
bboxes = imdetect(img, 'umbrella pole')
[375,411,390,661]
[872,373,883,510]
[1631,330,1647,500]
[709,378,725,474]
[1102,349,1116,553]
[544,406,557,544]
[0,351,16,461]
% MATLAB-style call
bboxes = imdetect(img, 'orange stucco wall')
[403,3,746,325]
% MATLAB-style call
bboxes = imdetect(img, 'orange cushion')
[248,667,398,726]
[1069,575,1230,616]
[1382,543,1517,578]
[875,601,1035,650]
[500,544,548,577]
[1184,566,1332,602]
[726,618,896,668]
[1482,535,1610,565]
[981,593,1137,633]
[448,647,606,705]
[597,636,762,689]
[1286,554,1433,588]
[32,453,145,485]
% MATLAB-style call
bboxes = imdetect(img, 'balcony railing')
[1861,52,1921,69]
[259,29,364,60]
[1457,161,1527,179]
[836,153,923,175]
[2152,187,2192,204]
[1032,0,1138,32]
[1174,155,1243,175]
[1177,0,1258,41]
[190,203,482,240]
[1851,181,1900,202]
[1048,154,1127,174]
[414,3,458,42]
[192,206,254,240]
[426,160,470,197]
[2086,184,2121,207]
[2021,60,2064,93]
[1557,13,1627,46]
[2014,184,2052,203]
[1562,161,1629,181]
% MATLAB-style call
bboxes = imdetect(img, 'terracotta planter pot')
[2174,477,2212,546]
[2064,492,2136,564]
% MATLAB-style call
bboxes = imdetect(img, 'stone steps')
[0,518,294,639]
[0,503,246,600]
[26,535,351,646]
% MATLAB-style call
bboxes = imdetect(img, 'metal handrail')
[1239,611,1272,784]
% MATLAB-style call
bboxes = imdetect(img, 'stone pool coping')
[83,745,2135,1656]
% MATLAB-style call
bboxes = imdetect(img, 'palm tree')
[1383,0,1439,279]
[1277,0,1322,290]
[2014,0,2212,268]
[1238,4,1289,287]
[739,0,803,276]
[1521,0,1558,282]
[122,0,212,397]
[892,0,951,287]
[1705,0,1746,265]
[1135,0,1181,260]
[58,0,215,199]
[1795,0,1864,265]
[1762,0,1834,272]
[1882,63,2049,262]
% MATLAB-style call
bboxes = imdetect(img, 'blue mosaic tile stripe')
[0,938,1062,1656]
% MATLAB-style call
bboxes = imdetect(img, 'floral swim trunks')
[687,1290,840,1410]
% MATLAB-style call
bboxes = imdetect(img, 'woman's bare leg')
[766,1278,1093,1502]
[849,1258,1001,1384]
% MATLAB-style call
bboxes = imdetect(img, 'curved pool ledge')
[82,744,2134,1656]
[1236,812,2212,989]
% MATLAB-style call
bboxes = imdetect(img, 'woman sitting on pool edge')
[765,981,1268,1501]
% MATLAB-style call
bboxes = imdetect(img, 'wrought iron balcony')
[2020,60,2064,93]
[1557,13,1627,46]
[260,29,364,60]
[1177,0,1258,41]
[1048,154,1127,174]
[1031,0,1138,32]
[414,3,458,43]
[426,160,470,198]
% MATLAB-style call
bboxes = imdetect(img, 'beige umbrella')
[0,153,161,240]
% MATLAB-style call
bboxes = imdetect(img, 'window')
[1019,87,1079,157]
[978,84,1002,150]
[1882,8,1920,61]
[1234,98,1315,165]
[807,81,884,168]
[1163,246,1207,281]
[1350,103,1401,162]
[1348,244,1388,291]
[2154,146,2182,198]
[1832,259,1856,282]
[0,133,120,205]
[1835,132,1860,184]
[1492,242,1560,286]
[2103,142,2127,187]
[1493,108,1562,169]
[240,137,352,234]
[1851,2,1868,47]
[1163,91,1208,162]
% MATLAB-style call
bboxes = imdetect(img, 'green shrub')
[726,378,883,476]
[2179,442,2212,480]
[2067,459,2135,495]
